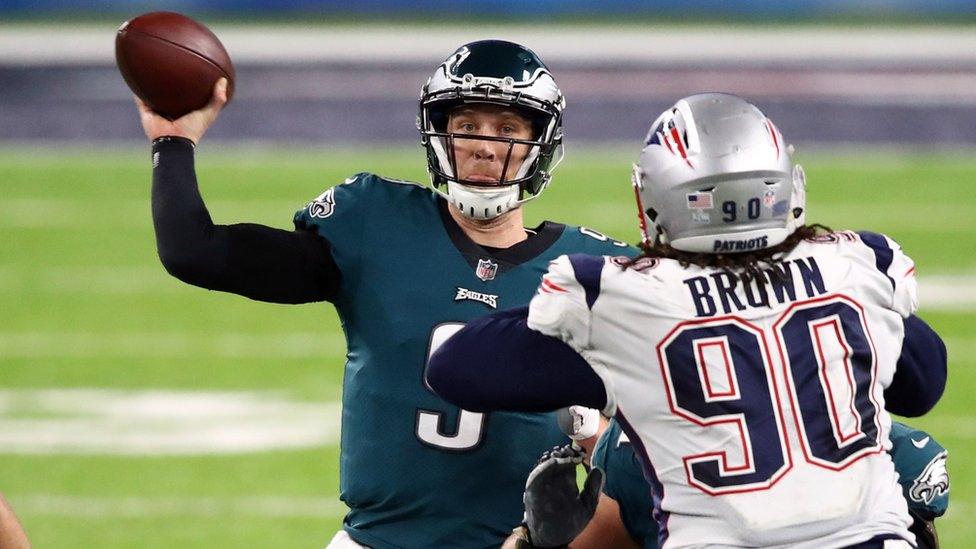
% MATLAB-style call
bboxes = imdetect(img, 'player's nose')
[473,139,497,161]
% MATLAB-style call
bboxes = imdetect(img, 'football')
[116,12,235,120]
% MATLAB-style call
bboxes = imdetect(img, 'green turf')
[0,146,972,547]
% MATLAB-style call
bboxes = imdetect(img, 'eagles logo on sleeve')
[307,188,337,219]
[909,451,949,506]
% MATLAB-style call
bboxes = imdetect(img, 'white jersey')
[528,231,918,548]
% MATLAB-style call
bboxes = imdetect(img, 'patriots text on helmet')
[712,235,768,252]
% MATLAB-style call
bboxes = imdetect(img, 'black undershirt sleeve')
[151,137,340,303]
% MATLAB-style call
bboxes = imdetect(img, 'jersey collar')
[437,197,564,276]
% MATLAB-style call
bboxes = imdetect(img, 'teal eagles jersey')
[591,419,658,549]
[889,422,949,520]
[593,419,950,548]
[294,173,633,549]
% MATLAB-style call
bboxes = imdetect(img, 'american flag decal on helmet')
[686,191,713,209]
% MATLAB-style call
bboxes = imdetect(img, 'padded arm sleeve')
[425,306,607,413]
[885,314,947,417]
[151,137,340,303]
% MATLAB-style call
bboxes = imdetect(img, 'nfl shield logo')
[476,258,498,281]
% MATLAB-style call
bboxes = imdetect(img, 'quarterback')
[427,94,947,548]
[135,40,630,548]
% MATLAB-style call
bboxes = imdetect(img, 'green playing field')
[0,145,971,547]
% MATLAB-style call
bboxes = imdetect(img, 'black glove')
[521,444,604,548]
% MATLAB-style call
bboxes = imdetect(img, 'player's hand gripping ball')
[115,12,235,120]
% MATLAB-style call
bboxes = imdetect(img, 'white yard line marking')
[0,332,345,359]
[917,277,976,312]
[1,273,972,310]
[0,389,341,455]
[12,494,346,518]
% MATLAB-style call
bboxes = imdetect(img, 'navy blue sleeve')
[885,314,947,417]
[425,306,607,413]
[567,253,603,309]
[856,231,896,291]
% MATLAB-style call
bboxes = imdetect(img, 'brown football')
[116,12,235,120]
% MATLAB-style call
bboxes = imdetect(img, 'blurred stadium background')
[1,1,974,546]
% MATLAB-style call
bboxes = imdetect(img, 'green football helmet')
[419,40,566,220]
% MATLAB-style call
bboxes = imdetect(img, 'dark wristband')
[151,136,196,154]
[151,136,195,171]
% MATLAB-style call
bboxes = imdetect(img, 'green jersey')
[294,173,630,548]
[591,419,659,549]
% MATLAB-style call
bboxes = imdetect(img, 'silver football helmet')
[419,40,565,220]
[632,93,806,253]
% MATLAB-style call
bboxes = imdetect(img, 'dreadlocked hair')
[625,224,834,283]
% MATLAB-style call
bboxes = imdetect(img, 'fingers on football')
[212,78,228,107]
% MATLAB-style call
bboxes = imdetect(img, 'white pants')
[326,530,368,549]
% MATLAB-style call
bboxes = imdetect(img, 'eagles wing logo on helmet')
[909,451,949,505]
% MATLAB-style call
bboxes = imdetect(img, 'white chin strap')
[513,146,540,179]
[431,136,456,179]
[431,135,535,220]
[440,181,520,220]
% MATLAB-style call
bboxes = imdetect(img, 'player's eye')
[457,122,476,133]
